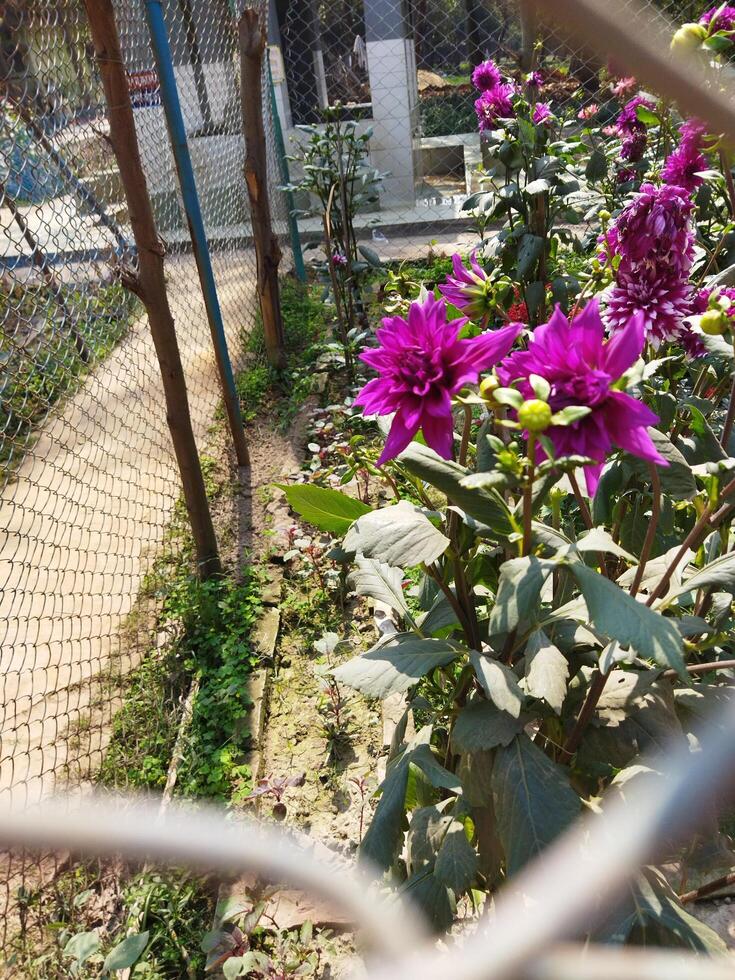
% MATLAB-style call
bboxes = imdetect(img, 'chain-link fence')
[271,0,691,254]
[0,0,290,952]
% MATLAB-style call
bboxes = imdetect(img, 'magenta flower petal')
[496,301,667,483]
[357,293,520,465]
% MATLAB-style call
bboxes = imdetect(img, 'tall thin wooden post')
[239,8,286,370]
[83,0,221,578]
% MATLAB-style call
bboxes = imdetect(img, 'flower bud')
[598,209,611,223]
[670,23,707,53]
[700,309,729,335]
[479,376,499,402]
[518,398,553,432]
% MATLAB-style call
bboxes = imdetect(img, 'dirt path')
[0,252,257,808]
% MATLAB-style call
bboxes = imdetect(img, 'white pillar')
[365,0,419,205]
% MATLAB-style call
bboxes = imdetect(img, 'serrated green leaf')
[103,931,149,972]
[344,500,449,567]
[568,563,685,676]
[667,550,735,600]
[524,629,569,714]
[450,701,525,752]
[492,734,580,874]
[277,483,371,534]
[487,556,555,635]
[348,557,410,619]
[333,634,460,698]
[434,820,478,893]
[398,443,515,537]
[470,652,525,718]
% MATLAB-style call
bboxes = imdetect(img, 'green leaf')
[358,243,383,267]
[635,105,660,126]
[333,634,460,698]
[470,652,525,718]
[517,234,544,278]
[524,178,550,195]
[585,148,607,181]
[103,932,150,972]
[575,527,636,562]
[399,443,515,537]
[567,563,685,676]
[487,556,555,635]
[360,752,411,870]
[401,869,456,931]
[348,557,410,619]
[667,550,735,600]
[64,931,99,966]
[492,733,580,874]
[627,430,697,501]
[407,804,454,872]
[450,701,525,752]
[524,629,569,715]
[434,820,478,893]
[277,484,371,534]
[344,500,449,567]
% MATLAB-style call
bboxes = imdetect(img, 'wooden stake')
[239,8,286,370]
[83,0,221,578]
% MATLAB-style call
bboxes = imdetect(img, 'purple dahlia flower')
[497,299,666,494]
[472,59,503,91]
[438,252,493,319]
[699,5,735,31]
[662,118,708,194]
[356,293,521,464]
[605,182,694,273]
[606,266,694,348]
[475,82,516,130]
[532,101,552,125]
[525,70,545,89]
[616,95,655,136]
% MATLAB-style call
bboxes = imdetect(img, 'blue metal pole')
[143,0,250,467]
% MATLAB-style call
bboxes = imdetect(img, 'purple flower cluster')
[603,182,696,348]
[471,59,502,91]
[532,102,552,125]
[475,82,516,131]
[471,58,516,131]
[661,118,708,194]
[616,96,655,162]
[525,70,545,90]
[355,293,521,464]
[699,5,735,30]
[496,300,666,494]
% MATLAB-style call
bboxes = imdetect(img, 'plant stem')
[645,475,735,608]
[523,435,536,556]
[679,870,735,904]
[569,471,593,530]
[459,404,473,467]
[663,658,735,679]
[424,562,474,647]
[721,353,735,452]
[559,666,609,763]
[629,464,661,597]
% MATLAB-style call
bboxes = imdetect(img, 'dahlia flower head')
[699,5,735,31]
[661,118,709,195]
[532,102,552,125]
[525,70,544,89]
[497,299,666,494]
[355,293,521,465]
[616,96,655,136]
[611,76,638,99]
[439,252,494,320]
[472,59,503,92]
[475,82,516,131]
[602,183,696,347]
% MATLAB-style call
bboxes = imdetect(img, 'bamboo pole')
[82,0,221,578]
[239,8,286,370]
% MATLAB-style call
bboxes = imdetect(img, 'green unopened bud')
[598,209,611,223]
[518,398,553,432]
[701,309,729,335]
[670,23,707,53]
[479,376,499,401]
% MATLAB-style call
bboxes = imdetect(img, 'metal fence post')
[143,0,251,468]
[267,57,306,283]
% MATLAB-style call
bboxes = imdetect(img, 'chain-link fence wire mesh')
[272,0,699,250]
[0,0,291,951]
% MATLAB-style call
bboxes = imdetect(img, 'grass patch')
[0,281,140,479]
[236,277,328,429]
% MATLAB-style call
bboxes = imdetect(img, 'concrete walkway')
[0,252,256,808]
